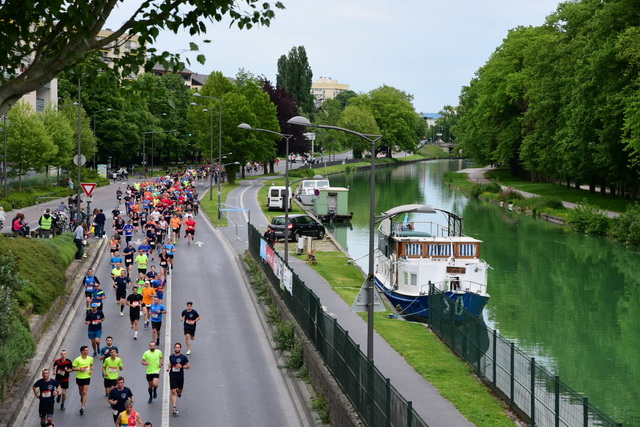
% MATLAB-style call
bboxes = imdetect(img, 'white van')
[267,186,293,211]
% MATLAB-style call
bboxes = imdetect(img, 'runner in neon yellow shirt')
[102,348,124,397]
[141,341,163,404]
[71,346,94,415]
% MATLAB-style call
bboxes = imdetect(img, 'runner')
[167,343,190,416]
[116,187,123,205]
[164,238,176,271]
[107,377,134,425]
[141,341,163,404]
[83,269,101,309]
[114,269,131,315]
[180,302,200,355]
[158,247,170,277]
[141,281,156,329]
[85,303,105,356]
[184,216,196,246]
[92,282,106,312]
[102,348,124,399]
[123,219,135,243]
[117,399,143,426]
[52,350,72,411]
[149,296,167,346]
[123,241,136,277]
[135,249,149,276]
[32,369,60,427]
[170,214,181,241]
[126,285,143,340]
[98,336,120,396]
[71,345,94,415]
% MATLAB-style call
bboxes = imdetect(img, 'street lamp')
[2,113,8,198]
[143,130,176,178]
[92,108,112,168]
[238,123,293,263]
[288,115,382,361]
[74,77,82,229]
[192,93,222,216]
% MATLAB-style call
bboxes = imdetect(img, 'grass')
[303,249,515,426]
[199,182,240,227]
[486,169,634,213]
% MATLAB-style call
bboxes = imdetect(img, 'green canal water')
[327,159,638,425]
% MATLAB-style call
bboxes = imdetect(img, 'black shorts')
[116,289,127,300]
[125,259,133,266]
[151,321,162,331]
[172,227,180,234]
[184,327,196,338]
[129,310,140,321]
[186,230,194,235]
[76,377,90,386]
[146,373,160,382]
[169,377,184,390]
[168,254,174,259]
[104,377,117,388]
[85,291,94,299]
[38,402,54,418]
[55,379,69,389]
[138,268,147,275]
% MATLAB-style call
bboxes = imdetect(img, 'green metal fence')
[248,224,427,427]
[428,284,622,427]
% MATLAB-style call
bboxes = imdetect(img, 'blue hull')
[375,277,489,321]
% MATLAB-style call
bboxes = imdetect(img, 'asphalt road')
[19,180,307,427]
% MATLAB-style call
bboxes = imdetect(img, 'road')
[18,179,307,427]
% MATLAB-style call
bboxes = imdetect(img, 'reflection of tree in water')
[463,201,640,424]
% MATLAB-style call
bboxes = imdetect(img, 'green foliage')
[273,320,296,352]
[275,46,315,115]
[311,394,331,424]
[518,196,565,215]
[612,203,640,247]
[0,185,72,210]
[567,200,610,235]
[468,182,503,199]
[338,105,380,158]
[0,316,36,399]
[282,338,304,371]
[498,189,525,203]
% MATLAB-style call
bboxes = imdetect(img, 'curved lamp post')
[287,115,382,361]
[238,123,293,264]
[192,93,222,216]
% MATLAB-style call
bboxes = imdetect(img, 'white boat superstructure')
[296,177,330,206]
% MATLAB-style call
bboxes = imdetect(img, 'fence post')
[476,318,481,374]
[462,310,467,359]
[555,376,560,427]
[492,329,497,386]
[385,378,391,427]
[583,397,588,427]
[531,357,536,426]
[510,342,515,406]
[407,401,413,427]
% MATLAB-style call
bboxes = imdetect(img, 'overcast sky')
[107,0,563,113]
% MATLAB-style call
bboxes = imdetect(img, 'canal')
[326,159,637,425]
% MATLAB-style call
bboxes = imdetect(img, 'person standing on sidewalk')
[38,209,53,238]
[71,346,94,415]
[94,209,106,239]
[32,368,61,427]
[74,222,85,259]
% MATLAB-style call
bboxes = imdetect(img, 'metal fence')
[248,224,428,427]
[428,285,622,427]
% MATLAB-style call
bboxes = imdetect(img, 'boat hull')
[374,276,489,321]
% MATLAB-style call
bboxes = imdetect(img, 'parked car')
[270,214,325,241]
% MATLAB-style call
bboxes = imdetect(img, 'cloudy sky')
[107,0,563,113]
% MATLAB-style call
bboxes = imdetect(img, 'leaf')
[189,42,198,51]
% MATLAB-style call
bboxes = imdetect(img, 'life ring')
[454,295,464,316]
[443,298,451,314]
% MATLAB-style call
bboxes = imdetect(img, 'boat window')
[428,244,452,257]
[410,274,417,287]
[403,271,408,285]
[458,243,476,257]
[405,243,423,257]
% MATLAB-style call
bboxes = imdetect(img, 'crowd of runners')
[33,173,203,427]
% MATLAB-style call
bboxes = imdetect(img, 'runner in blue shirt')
[149,296,167,346]
[164,238,176,271]
[123,220,135,243]
[84,269,100,309]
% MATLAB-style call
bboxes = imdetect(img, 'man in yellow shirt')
[102,348,124,398]
[135,250,149,275]
[71,346,94,415]
[141,341,163,404]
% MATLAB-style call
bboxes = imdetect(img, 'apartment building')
[311,77,349,104]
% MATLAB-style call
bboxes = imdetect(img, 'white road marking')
[161,269,172,426]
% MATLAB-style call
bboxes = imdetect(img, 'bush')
[483,182,502,193]
[519,196,565,215]
[612,203,640,247]
[567,200,609,235]
[498,189,525,203]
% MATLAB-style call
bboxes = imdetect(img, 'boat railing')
[391,220,451,238]
[420,279,488,296]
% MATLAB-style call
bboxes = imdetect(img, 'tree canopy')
[0,0,284,116]
[275,46,315,115]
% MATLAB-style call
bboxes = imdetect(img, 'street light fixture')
[238,123,294,264]
[2,113,8,198]
[93,108,112,169]
[288,115,382,361]
[192,93,223,217]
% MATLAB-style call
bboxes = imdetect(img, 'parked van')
[267,186,293,211]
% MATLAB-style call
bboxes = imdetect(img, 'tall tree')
[261,78,305,162]
[275,46,315,115]
[41,103,74,185]
[338,105,380,158]
[0,0,284,116]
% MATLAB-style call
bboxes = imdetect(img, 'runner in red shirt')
[184,217,196,246]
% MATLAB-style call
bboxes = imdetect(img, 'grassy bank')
[293,251,514,426]
[0,233,77,400]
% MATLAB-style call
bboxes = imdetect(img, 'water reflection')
[328,160,637,424]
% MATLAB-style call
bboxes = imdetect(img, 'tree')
[335,90,357,109]
[41,103,74,185]
[0,0,284,116]
[6,102,57,190]
[338,105,380,158]
[275,46,315,115]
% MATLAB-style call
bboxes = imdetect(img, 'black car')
[270,214,325,241]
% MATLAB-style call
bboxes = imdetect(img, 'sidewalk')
[460,166,620,218]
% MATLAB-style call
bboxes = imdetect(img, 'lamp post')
[192,93,222,216]
[2,113,7,198]
[288,116,382,361]
[92,108,112,169]
[238,123,293,263]
[74,77,82,229]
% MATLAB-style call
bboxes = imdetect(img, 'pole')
[367,138,376,360]
[209,108,214,201]
[284,135,291,264]
[3,114,7,198]
[151,133,154,178]
[142,134,146,178]
[217,101,222,217]
[93,115,97,169]
[76,78,82,230]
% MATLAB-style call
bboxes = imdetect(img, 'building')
[311,77,349,104]
[97,29,142,69]
[20,78,58,113]
[419,112,441,128]
[151,64,209,89]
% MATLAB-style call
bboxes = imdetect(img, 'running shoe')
[148,397,153,404]
[120,312,124,316]
[173,407,178,416]
[153,388,157,399]
[79,407,84,415]
[186,350,191,355]
[60,404,65,411]
[56,394,61,403]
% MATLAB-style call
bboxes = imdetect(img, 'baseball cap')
[91,303,99,308]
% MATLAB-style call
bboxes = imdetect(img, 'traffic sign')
[80,183,97,198]
[73,154,86,166]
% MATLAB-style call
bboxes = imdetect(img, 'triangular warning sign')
[351,278,386,313]
[80,183,97,198]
